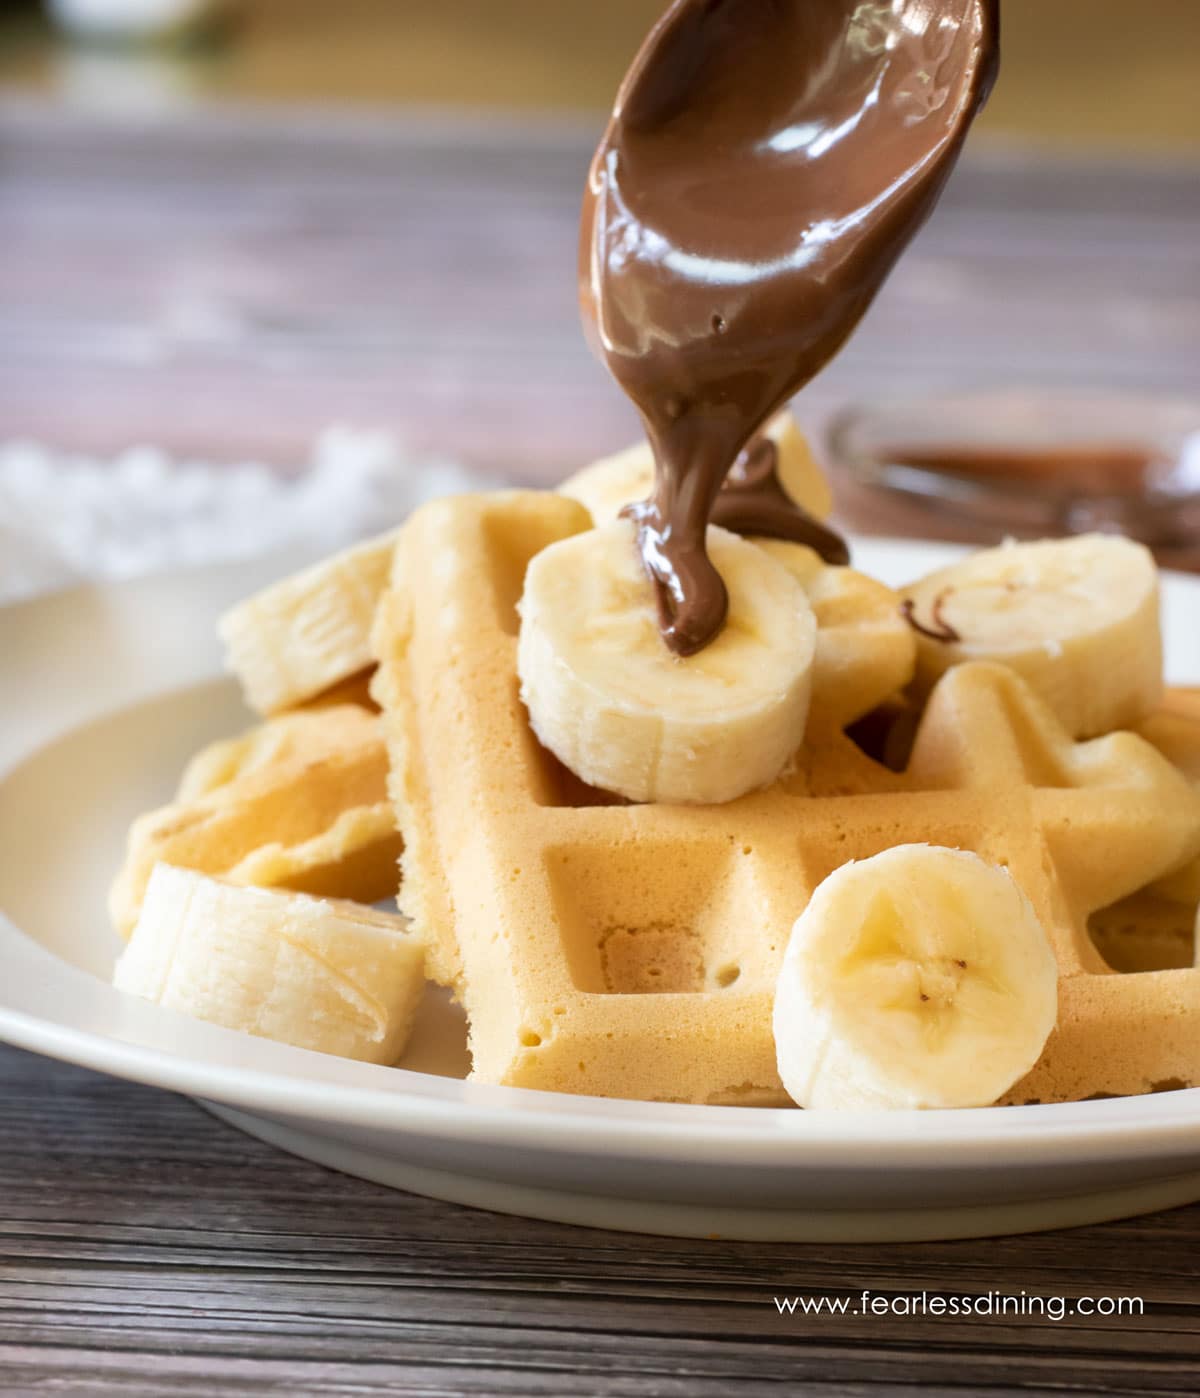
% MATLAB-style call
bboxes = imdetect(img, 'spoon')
[582,0,1000,654]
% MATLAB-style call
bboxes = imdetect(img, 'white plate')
[3,539,1200,1244]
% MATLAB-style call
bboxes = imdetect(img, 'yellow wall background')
[3,0,1199,151]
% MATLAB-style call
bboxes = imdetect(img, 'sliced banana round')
[114,865,426,1064]
[558,440,655,529]
[773,845,1058,1110]
[218,528,399,715]
[767,413,835,522]
[900,534,1162,739]
[560,411,832,528]
[517,519,817,804]
[755,540,916,725]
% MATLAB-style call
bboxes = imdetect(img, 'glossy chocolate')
[709,437,850,563]
[582,0,999,654]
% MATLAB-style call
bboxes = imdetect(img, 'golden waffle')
[372,491,1200,1105]
[1089,892,1194,975]
[1137,689,1200,904]
[1082,689,1200,974]
[109,704,401,938]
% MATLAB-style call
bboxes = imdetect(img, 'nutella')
[581,0,999,653]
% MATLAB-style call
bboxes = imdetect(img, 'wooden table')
[3,99,1200,1394]
[2,98,1198,474]
[2,1043,1199,1395]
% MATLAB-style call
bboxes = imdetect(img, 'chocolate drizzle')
[901,591,962,643]
[710,437,850,565]
[581,0,999,655]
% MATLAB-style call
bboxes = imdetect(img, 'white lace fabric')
[0,428,484,606]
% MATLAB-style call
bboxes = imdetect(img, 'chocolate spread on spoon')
[581,0,999,655]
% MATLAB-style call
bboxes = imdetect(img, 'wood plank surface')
[2,1042,1199,1396]
[1,98,1197,481]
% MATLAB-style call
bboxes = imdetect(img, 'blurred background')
[2,0,1199,149]
[1,0,1198,587]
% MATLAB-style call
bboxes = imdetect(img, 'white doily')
[0,427,485,606]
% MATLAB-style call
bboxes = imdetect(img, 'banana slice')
[774,845,1058,1110]
[560,411,832,527]
[219,529,399,715]
[901,535,1162,739]
[114,865,425,1064]
[755,541,916,725]
[517,519,817,804]
[176,704,373,802]
[109,704,400,939]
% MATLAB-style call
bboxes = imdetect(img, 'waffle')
[371,490,1200,1105]
[1083,690,1200,973]
[1138,689,1200,905]
[1089,891,1195,975]
[109,704,402,938]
